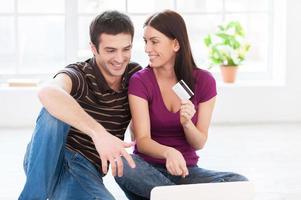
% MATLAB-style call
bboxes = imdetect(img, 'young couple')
[19,10,247,200]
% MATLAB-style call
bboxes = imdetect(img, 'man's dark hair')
[90,10,134,52]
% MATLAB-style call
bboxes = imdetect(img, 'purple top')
[128,67,217,166]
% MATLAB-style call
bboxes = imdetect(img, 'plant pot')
[220,65,238,83]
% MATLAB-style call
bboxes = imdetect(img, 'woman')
[115,10,248,200]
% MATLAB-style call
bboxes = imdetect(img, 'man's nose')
[115,52,124,63]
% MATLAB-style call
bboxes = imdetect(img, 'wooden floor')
[0,123,300,199]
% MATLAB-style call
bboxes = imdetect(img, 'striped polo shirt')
[55,58,141,170]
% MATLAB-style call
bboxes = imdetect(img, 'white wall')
[0,88,41,127]
[212,0,301,124]
[0,0,300,127]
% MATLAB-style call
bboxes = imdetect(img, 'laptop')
[151,181,255,200]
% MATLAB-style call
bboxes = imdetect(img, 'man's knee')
[37,108,61,126]
[36,108,70,135]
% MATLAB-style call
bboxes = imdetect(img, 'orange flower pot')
[220,65,238,83]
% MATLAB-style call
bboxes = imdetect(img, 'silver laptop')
[151,181,255,200]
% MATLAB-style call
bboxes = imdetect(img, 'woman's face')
[143,25,179,69]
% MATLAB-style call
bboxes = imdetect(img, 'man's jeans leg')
[51,149,115,200]
[19,108,70,200]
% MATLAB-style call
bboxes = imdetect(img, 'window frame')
[0,0,286,86]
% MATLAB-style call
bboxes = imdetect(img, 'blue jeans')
[115,154,248,200]
[19,108,115,200]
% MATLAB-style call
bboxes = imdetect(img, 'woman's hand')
[163,148,189,178]
[180,100,196,126]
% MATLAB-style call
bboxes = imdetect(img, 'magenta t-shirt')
[128,66,217,166]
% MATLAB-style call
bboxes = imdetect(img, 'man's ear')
[90,42,97,55]
[173,39,180,52]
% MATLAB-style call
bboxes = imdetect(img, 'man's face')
[92,33,132,78]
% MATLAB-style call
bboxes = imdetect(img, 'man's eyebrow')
[104,44,132,50]
[123,44,132,49]
[104,47,116,50]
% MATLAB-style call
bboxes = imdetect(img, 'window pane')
[225,0,270,12]
[225,14,269,72]
[183,15,223,68]
[177,0,223,13]
[0,0,14,13]
[0,17,16,73]
[18,17,65,73]
[131,15,149,67]
[78,0,126,13]
[128,0,174,13]
[18,0,64,13]
[78,16,94,60]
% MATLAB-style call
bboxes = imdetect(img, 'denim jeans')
[115,154,248,200]
[19,108,115,200]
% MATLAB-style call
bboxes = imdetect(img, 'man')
[19,10,141,199]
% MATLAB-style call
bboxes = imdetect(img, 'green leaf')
[204,35,212,47]
[218,25,225,31]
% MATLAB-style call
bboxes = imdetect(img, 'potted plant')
[204,21,251,83]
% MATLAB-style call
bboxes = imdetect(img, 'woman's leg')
[173,166,248,185]
[115,154,175,200]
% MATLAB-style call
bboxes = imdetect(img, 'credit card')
[172,80,194,100]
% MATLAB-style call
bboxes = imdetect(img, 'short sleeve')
[195,70,217,103]
[54,65,87,100]
[128,72,151,101]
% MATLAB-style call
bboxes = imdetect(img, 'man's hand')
[92,133,136,177]
[163,148,189,178]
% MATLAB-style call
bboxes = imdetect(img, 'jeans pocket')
[70,152,83,161]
